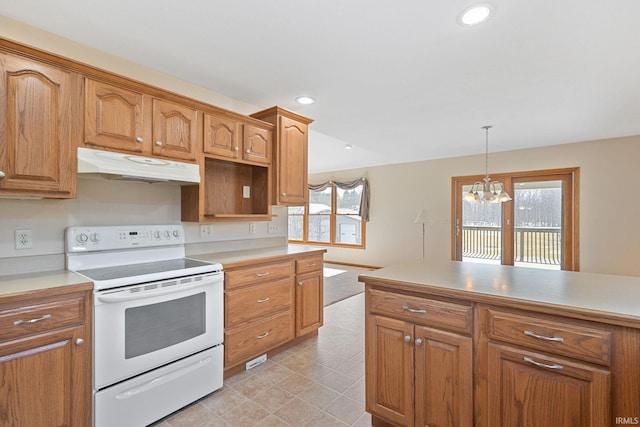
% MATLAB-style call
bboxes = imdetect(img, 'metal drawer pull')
[523,330,564,343]
[256,331,270,339]
[256,297,270,303]
[524,356,563,371]
[13,314,52,326]
[402,305,427,314]
[75,338,84,346]
[256,272,270,277]
[415,338,423,346]
[307,263,316,267]
[404,335,412,343]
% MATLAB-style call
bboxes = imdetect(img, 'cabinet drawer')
[225,261,293,290]
[0,297,85,342]
[369,288,472,334]
[225,277,293,327]
[296,256,323,274]
[486,309,611,365]
[225,310,294,368]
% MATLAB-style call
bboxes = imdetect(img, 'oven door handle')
[96,278,221,303]
[115,355,213,400]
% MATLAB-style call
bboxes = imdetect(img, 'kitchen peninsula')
[360,260,640,427]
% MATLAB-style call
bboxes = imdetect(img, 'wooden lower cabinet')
[295,256,324,337]
[0,288,92,427]
[365,285,640,427]
[486,343,610,426]
[223,251,325,375]
[366,315,473,427]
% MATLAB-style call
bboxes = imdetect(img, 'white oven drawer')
[94,345,223,427]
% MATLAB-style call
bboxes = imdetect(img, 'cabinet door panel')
[0,54,75,196]
[277,116,307,205]
[84,78,146,153]
[203,113,240,159]
[487,343,610,427]
[415,326,473,427]
[243,124,271,165]
[0,326,90,427]
[295,270,323,336]
[152,98,197,161]
[366,315,414,427]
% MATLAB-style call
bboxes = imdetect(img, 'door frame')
[451,167,579,271]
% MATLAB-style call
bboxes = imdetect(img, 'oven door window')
[125,293,206,359]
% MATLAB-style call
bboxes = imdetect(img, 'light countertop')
[190,245,327,269]
[0,270,92,300]
[359,260,640,328]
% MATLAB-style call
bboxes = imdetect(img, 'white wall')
[311,136,640,277]
[0,178,288,275]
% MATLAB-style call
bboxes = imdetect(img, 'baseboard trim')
[324,260,381,270]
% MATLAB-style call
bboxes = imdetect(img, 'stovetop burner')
[76,258,216,283]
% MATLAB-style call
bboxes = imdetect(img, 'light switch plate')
[242,185,251,198]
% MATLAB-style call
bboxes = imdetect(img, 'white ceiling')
[2,1,640,173]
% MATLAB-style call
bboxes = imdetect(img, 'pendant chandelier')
[463,125,512,203]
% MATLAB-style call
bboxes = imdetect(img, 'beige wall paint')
[311,136,640,277]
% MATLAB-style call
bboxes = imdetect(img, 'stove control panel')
[66,225,185,252]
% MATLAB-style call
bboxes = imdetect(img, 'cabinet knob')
[234,146,239,151]
[155,140,163,146]
[245,149,251,154]
[75,338,84,346]
[415,338,423,346]
[0,171,5,179]
[404,335,412,343]
[281,192,286,197]
[135,136,143,143]
[297,281,303,286]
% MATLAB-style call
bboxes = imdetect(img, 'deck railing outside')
[462,226,561,266]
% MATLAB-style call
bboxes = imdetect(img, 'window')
[451,168,579,271]
[288,180,367,248]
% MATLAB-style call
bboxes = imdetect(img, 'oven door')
[93,272,223,389]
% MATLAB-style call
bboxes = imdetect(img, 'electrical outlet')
[242,185,251,199]
[200,224,214,237]
[268,223,280,234]
[249,223,257,234]
[15,229,32,250]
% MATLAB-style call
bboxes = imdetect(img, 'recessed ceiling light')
[458,3,494,26]
[344,144,352,150]
[295,96,316,105]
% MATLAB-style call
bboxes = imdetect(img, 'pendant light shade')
[463,126,512,204]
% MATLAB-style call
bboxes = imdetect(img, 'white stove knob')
[76,233,88,243]
[172,229,181,238]
[164,230,171,239]
[90,233,102,243]
[153,230,162,239]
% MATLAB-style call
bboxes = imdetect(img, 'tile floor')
[153,292,371,427]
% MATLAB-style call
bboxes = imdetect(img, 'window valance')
[308,177,370,222]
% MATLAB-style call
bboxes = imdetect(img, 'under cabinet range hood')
[77,147,200,185]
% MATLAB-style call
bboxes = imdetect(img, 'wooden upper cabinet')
[242,124,271,165]
[84,78,147,154]
[151,98,198,161]
[0,53,77,198]
[203,113,271,166]
[84,79,197,161]
[251,107,313,206]
[203,113,241,160]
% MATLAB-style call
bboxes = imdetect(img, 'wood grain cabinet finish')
[223,259,295,370]
[84,79,197,161]
[365,282,640,427]
[295,256,324,336]
[486,343,610,427]
[203,113,271,165]
[251,107,313,206]
[0,53,77,198]
[0,290,92,427]
[223,252,325,375]
[366,288,473,427]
